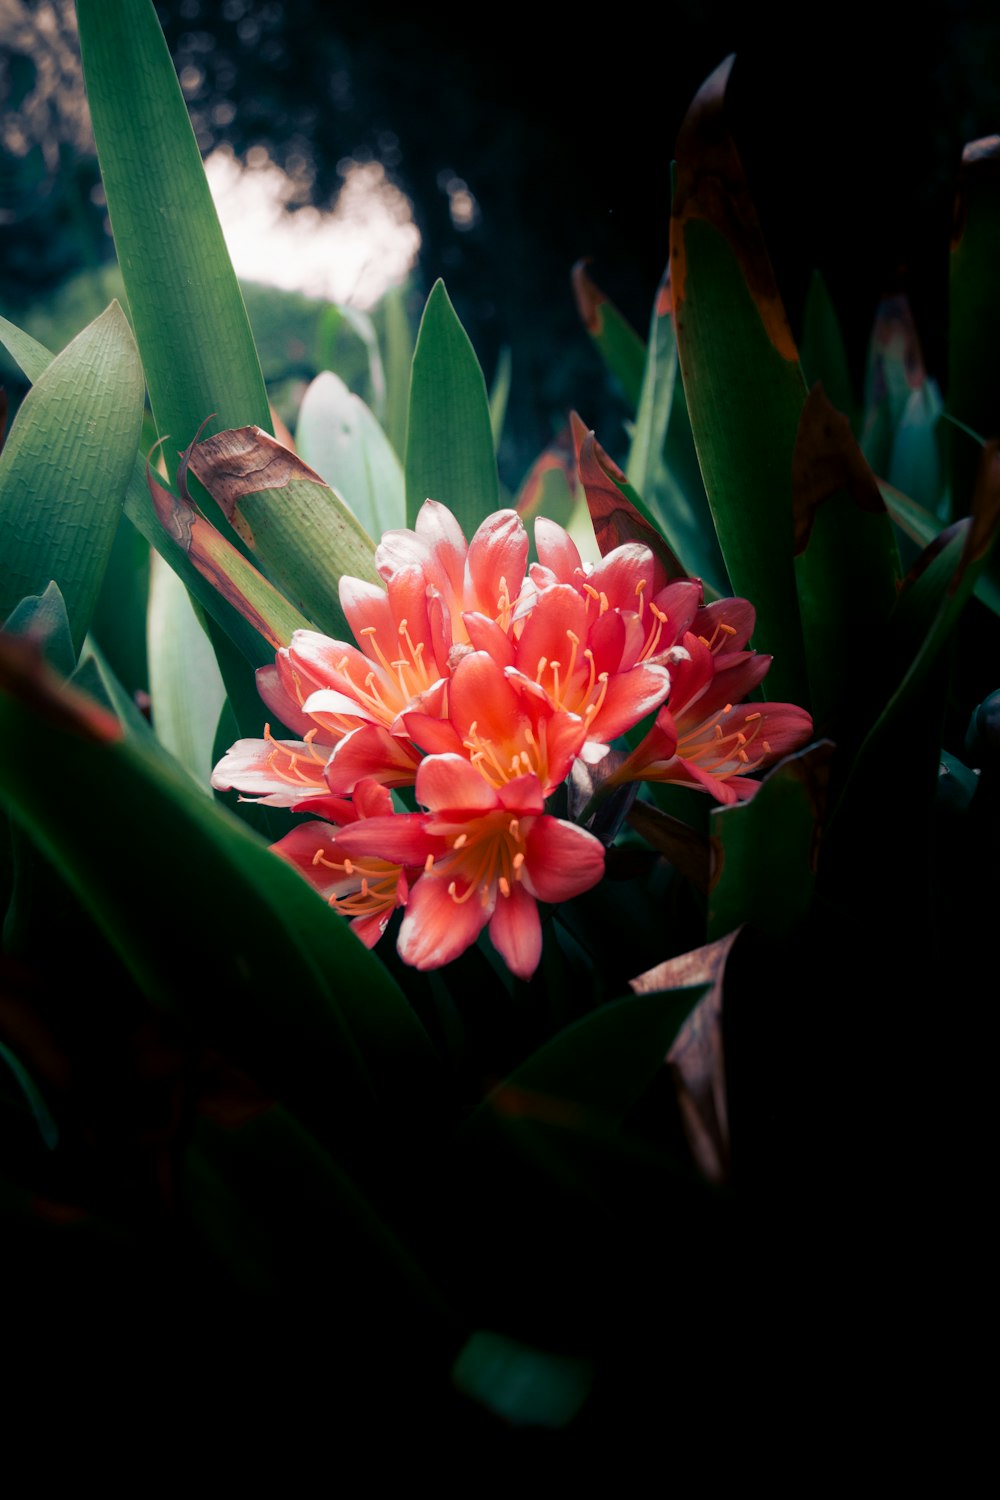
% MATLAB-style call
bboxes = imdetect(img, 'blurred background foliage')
[4,0,1000,486]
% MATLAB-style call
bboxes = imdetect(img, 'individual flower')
[605,633,814,803]
[332,754,606,979]
[268,778,408,948]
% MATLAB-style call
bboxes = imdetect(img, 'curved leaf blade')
[295,371,405,540]
[76,0,271,466]
[671,57,809,703]
[0,302,143,653]
[405,280,499,535]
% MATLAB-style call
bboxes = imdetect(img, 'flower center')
[679,707,773,779]
[312,846,402,923]
[424,813,527,906]
[530,628,611,729]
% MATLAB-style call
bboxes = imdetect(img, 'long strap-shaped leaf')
[405,280,499,535]
[76,0,271,460]
[0,633,440,1138]
[671,57,809,705]
[0,302,143,653]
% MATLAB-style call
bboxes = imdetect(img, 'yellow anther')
[508,818,521,840]
[453,833,467,849]
[342,858,354,876]
[737,749,750,763]
[424,853,435,872]
[745,712,762,721]
[499,876,511,897]
[512,852,525,873]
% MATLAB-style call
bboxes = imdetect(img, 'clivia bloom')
[605,632,813,804]
[332,754,606,979]
[210,496,813,977]
[267,778,408,947]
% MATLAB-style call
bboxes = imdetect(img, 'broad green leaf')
[0,315,51,385]
[949,136,1000,517]
[463,985,706,1138]
[315,303,387,422]
[707,742,832,943]
[625,264,727,594]
[147,550,227,790]
[671,59,808,703]
[185,426,381,640]
[405,280,499,535]
[295,371,405,540]
[146,455,315,652]
[0,242,281,720]
[792,386,900,733]
[627,263,678,502]
[0,302,143,653]
[800,271,857,431]
[76,0,271,473]
[572,260,646,411]
[3,582,75,678]
[0,636,440,1135]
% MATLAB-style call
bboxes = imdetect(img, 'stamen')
[453,833,467,849]
[424,853,435,872]
[565,629,580,684]
[512,852,525,874]
[508,818,521,841]
[499,876,511,897]
[745,712,762,722]
[634,578,647,621]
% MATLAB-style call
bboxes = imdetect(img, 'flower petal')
[520,816,606,903]
[415,752,502,814]
[488,882,542,980]
[396,871,492,970]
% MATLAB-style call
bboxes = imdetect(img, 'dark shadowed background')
[3,0,1000,479]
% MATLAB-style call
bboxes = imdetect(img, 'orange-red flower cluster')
[213,501,812,976]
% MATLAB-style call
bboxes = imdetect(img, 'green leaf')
[0,316,284,677]
[627,263,678,502]
[800,271,857,431]
[671,59,808,703]
[184,426,381,640]
[0,302,143,653]
[76,0,271,472]
[3,582,75,678]
[147,550,227,790]
[707,742,832,943]
[0,636,440,1137]
[792,386,900,733]
[464,985,706,1138]
[295,371,405,541]
[405,280,499,535]
[0,315,51,385]
[880,477,1000,617]
[572,260,646,411]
